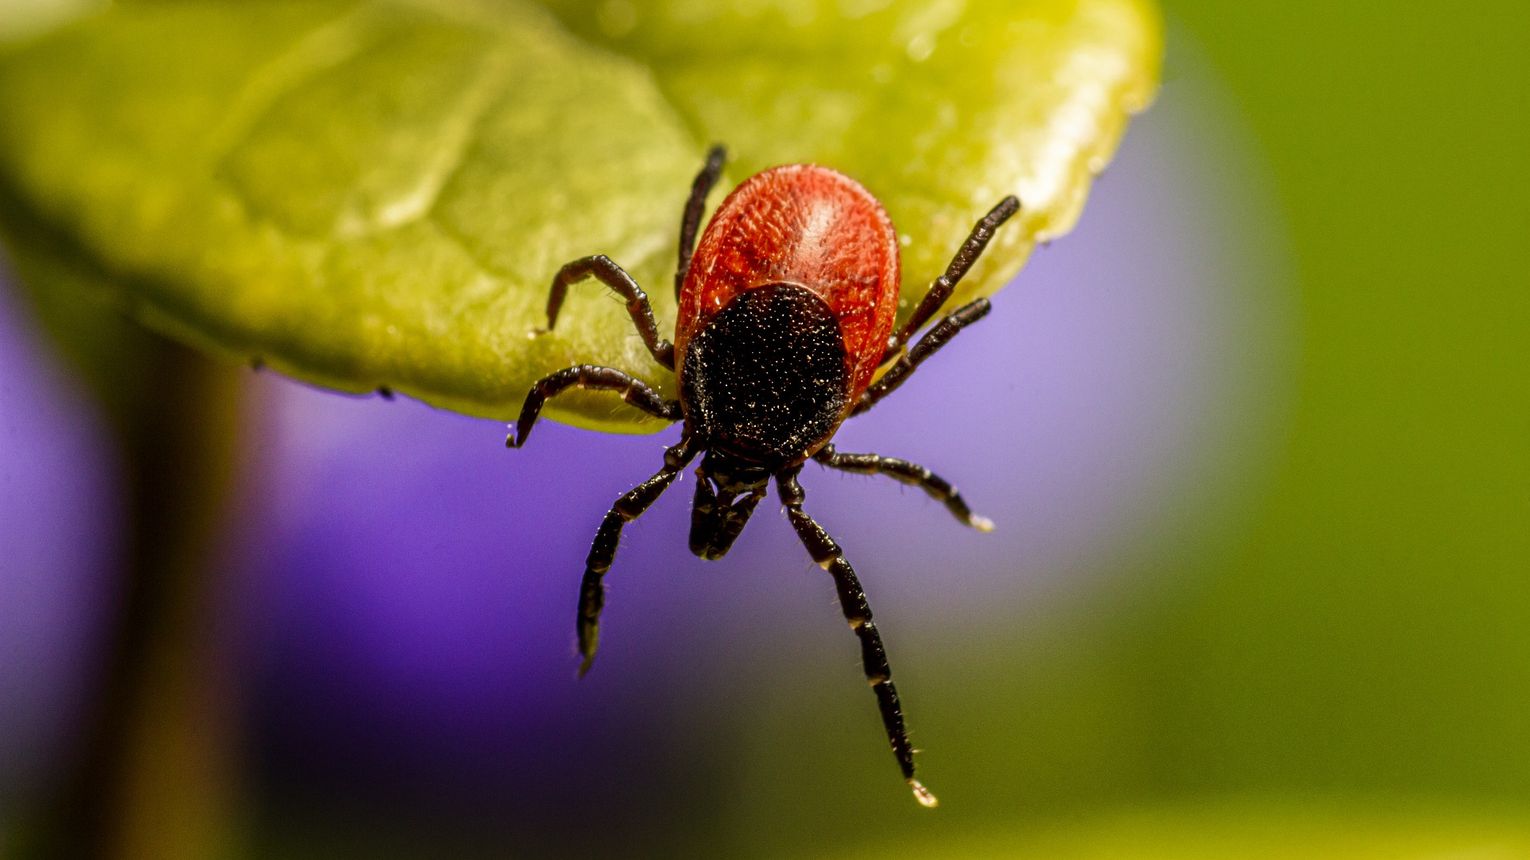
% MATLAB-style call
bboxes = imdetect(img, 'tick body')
[510,145,1019,807]
[675,163,900,410]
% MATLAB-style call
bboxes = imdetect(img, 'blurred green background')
[969,0,1530,851]
[948,0,1530,851]
[2,1,1528,857]
[1118,0,1528,812]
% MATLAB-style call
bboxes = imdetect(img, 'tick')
[508,145,1019,806]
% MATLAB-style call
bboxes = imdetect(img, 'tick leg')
[578,439,697,676]
[777,469,938,808]
[813,444,992,532]
[675,144,727,299]
[507,365,679,448]
[546,255,676,369]
[883,195,1019,362]
[852,297,992,416]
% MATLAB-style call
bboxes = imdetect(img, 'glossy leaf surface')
[0,0,1159,429]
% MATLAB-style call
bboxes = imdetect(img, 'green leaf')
[0,0,1159,432]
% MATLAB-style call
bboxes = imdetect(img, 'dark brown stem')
[20,332,246,859]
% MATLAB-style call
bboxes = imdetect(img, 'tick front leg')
[813,444,992,531]
[777,470,938,808]
[577,439,697,676]
[545,255,676,369]
[507,365,679,448]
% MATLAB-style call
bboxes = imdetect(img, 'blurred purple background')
[0,266,122,818]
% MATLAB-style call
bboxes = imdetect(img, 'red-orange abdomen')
[674,164,901,404]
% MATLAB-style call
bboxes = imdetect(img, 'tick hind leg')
[545,255,676,369]
[507,365,679,448]
[577,439,697,676]
[813,444,992,532]
[778,469,938,808]
[855,196,1020,416]
[853,298,992,416]
[885,195,1020,358]
[675,144,727,299]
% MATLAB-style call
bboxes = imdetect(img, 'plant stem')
[23,333,246,859]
